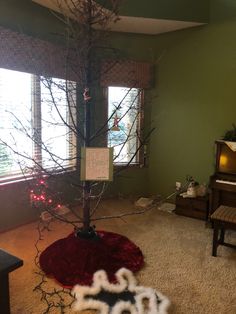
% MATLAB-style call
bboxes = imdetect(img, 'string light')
[29,177,61,210]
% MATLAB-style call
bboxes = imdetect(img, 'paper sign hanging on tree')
[80,147,113,181]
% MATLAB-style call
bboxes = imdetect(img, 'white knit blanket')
[72,268,170,314]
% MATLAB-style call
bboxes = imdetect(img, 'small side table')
[175,194,209,220]
[0,249,23,314]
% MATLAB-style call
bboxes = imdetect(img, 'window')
[107,86,143,165]
[0,68,76,181]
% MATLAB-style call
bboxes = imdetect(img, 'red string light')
[29,177,62,211]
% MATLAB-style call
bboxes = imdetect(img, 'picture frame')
[80,147,113,181]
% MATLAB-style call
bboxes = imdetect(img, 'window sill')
[0,167,77,187]
[114,163,145,168]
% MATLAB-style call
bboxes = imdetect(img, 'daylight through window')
[107,86,143,164]
[0,68,77,181]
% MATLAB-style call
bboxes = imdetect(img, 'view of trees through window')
[0,68,32,177]
[0,68,76,180]
[108,86,142,164]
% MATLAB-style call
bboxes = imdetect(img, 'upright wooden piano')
[209,140,236,216]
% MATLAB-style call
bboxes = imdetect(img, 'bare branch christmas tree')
[1,0,154,236]
[0,1,157,312]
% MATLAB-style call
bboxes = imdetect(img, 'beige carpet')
[0,198,235,314]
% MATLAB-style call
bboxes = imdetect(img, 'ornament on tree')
[111,114,120,131]
[83,87,91,102]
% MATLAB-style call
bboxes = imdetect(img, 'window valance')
[0,26,154,88]
[0,26,79,81]
[100,59,154,89]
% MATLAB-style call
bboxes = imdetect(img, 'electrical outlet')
[175,182,181,191]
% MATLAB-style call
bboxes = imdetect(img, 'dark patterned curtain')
[0,26,154,87]
[0,26,80,81]
[100,59,153,89]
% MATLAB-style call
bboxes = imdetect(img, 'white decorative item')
[135,197,153,208]
[40,205,70,221]
[158,202,176,213]
[72,268,170,314]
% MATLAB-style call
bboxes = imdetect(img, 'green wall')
[148,0,236,197]
[0,0,65,43]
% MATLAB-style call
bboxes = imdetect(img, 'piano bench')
[211,205,236,257]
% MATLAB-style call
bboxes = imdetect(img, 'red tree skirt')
[39,230,144,288]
